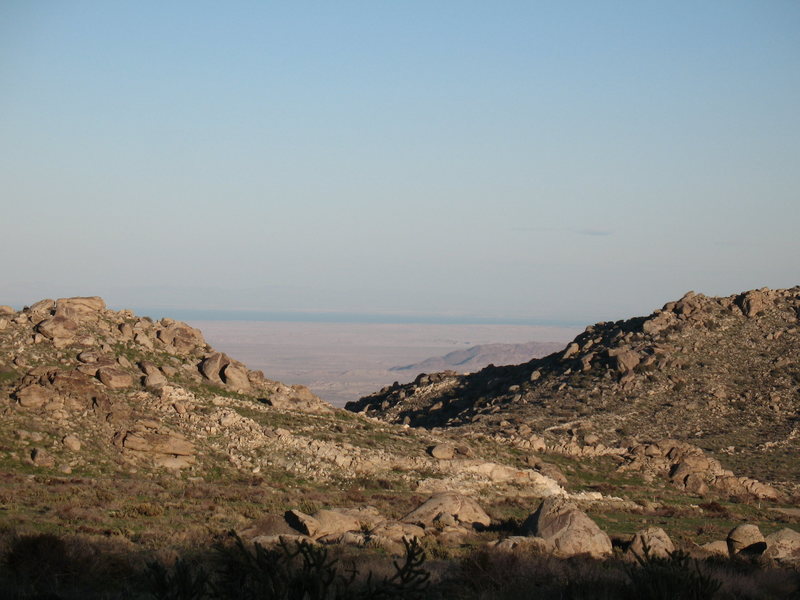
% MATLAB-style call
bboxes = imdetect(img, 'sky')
[1,1,798,325]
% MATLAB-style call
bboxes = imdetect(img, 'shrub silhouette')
[625,545,722,600]
[211,532,429,600]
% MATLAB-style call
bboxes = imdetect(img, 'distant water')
[126,307,586,328]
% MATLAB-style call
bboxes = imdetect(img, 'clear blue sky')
[2,1,798,324]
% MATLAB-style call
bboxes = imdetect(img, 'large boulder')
[736,289,769,318]
[157,321,206,354]
[222,363,252,392]
[115,421,195,457]
[199,352,230,384]
[522,496,612,558]
[36,316,78,346]
[763,528,800,562]
[626,527,675,559]
[727,524,766,556]
[139,362,167,388]
[402,492,491,530]
[97,367,133,389]
[14,384,54,409]
[286,507,383,540]
[54,297,105,321]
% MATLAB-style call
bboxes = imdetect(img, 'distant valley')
[191,321,578,406]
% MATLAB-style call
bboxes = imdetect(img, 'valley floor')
[192,321,578,407]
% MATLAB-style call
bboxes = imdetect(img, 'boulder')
[30,447,55,468]
[286,507,383,540]
[736,289,769,317]
[140,362,167,388]
[607,348,640,374]
[763,528,800,562]
[157,322,206,354]
[430,444,456,460]
[117,424,195,456]
[15,384,54,409]
[36,317,78,344]
[0,305,15,315]
[62,435,81,452]
[627,527,675,559]
[199,352,230,384]
[97,367,133,389]
[369,521,425,543]
[222,363,251,391]
[727,524,766,556]
[27,299,55,315]
[522,496,612,558]
[701,540,729,557]
[402,492,491,530]
[54,297,105,320]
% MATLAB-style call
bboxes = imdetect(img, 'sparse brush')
[625,544,722,600]
[147,558,210,600]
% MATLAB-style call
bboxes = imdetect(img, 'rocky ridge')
[347,288,800,494]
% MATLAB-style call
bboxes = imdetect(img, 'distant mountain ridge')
[391,341,564,373]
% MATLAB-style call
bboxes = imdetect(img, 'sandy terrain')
[190,321,580,407]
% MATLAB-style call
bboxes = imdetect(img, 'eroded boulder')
[522,496,612,558]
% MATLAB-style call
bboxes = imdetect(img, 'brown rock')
[370,521,425,543]
[120,428,195,456]
[140,362,167,388]
[0,305,15,315]
[430,444,456,460]
[36,316,78,343]
[54,297,105,320]
[97,367,133,389]
[157,322,206,354]
[627,527,675,559]
[27,299,55,315]
[763,528,800,562]
[15,384,53,409]
[402,492,491,530]
[727,524,766,556]
[607,348,640,374]
[30,447,55,468]
[62,435,81,452]
[736,289,769,317]
[522,496,612,558]
[222,363,251,391]
[199,352,230,384]
[700,540,729,557]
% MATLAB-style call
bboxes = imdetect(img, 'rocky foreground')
[0,295,799,598]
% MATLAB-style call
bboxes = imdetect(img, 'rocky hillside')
[347,288,800,492]
[390,341,564,374]
[1,296,799,598]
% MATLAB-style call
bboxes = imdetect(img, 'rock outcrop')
[522,496,612,558]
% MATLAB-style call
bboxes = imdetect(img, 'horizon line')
[123,306,589,328]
